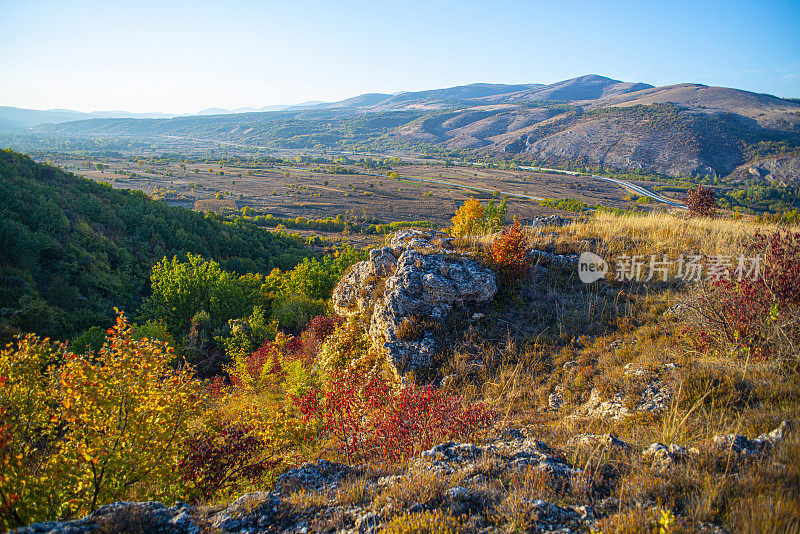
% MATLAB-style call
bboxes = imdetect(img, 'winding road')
[452,160,687,209]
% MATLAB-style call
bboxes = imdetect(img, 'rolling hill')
[24,75,800,179]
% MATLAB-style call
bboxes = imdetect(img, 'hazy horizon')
[1,0,799,114]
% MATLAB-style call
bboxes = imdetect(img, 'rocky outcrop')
[13,493,292,534]
[642,442,689,470]
[569,363,675,421]
[332,229,497,374]
[18,423,795,534]
[415,437,580,480]
[711,420,793,457]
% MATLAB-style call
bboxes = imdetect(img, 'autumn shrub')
[451,197,485,237]
[225,315,338,395]
[688,229,800,366]
[271,292,327,333]
[226,332,291,392]
[179,424,278,501]
[451,197,507,237]
[486,217,531,282]
[295,373,496,465]
[0,312,205,528]
[316,318,374,381]
[217,305,275,365]
[682,186,718,218]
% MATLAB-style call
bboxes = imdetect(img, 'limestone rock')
[569,388,632,420]
[416,437,579,479]
[331,229,497,374]
[275,459,351,494]
[643,442,688,470]
[712,420,793,457]
[569,433,633,452]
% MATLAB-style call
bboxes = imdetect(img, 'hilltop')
[3,211,800,533]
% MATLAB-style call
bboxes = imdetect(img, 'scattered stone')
[416,438,580,480]
[623,362,647,376]
[275,459,351,494]
[712,420,793,457]
[569,433,633,452]
[527,215,570,228]
[569,388,632,420]
[643,442,688,470]
[548,390,564,410]
[637,381,671,414]
[569,379,673,421]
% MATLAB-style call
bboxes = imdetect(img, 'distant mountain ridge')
[9,75,800,179]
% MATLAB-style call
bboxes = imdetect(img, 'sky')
[1,0,798,114]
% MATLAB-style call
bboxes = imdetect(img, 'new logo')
[578,252,608,283]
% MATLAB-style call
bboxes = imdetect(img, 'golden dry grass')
[528,211,782,258]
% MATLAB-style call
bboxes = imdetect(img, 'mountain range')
[4,74,800,180]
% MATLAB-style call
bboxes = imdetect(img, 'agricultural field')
[39,150,655,232]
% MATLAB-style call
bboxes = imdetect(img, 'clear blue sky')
[1,0,798,113]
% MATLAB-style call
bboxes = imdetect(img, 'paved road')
[517,165,688,209]
[455,161,688,209]
[350,170,547,201]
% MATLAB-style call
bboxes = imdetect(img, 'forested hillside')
[0,149,311,341]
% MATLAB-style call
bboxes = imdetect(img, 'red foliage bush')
[229,315,339,388]
[295,373,496,465]
[682,186,718,218]
[487,217,531,282]
[178,424,277,500]
[696,229,800,363]
[366,383,496,462]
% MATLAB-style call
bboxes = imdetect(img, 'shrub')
[225,315,338,395]
[70,326,106,355]
[226,332,290,392]
[0,312,205,527]
[296,374,496,464]
[451,198,485,237]
[217,306,275,363]
[381,510,463,534]
[682,186,718,218]
[179,424,277,500]
[689,230,800,366]
[486,217,531,282]
[271,293,327,333]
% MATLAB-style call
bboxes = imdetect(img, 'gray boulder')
[332,229,497,374]
[712,420,793,457]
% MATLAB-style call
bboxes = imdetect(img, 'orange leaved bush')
[0,311,205,528]
[486,217,531,282]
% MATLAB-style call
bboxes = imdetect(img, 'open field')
[37,151,676,231]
